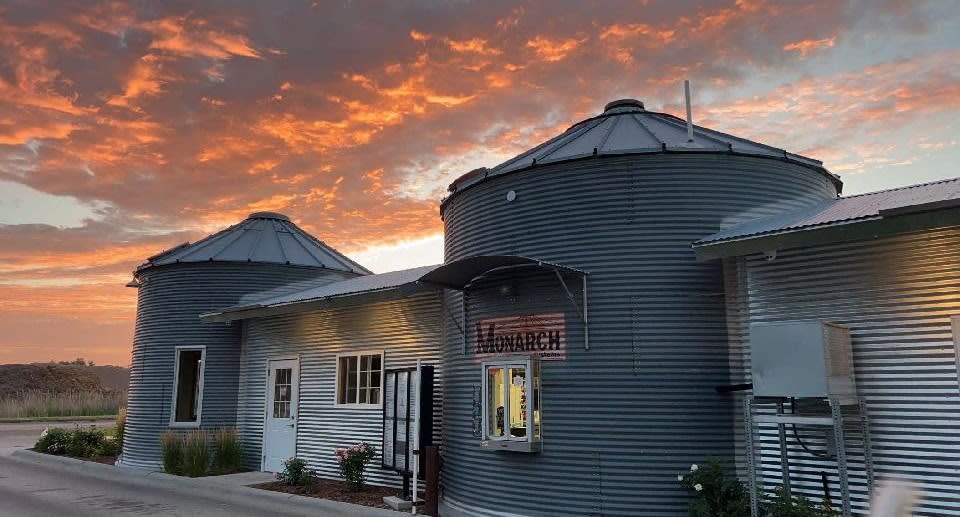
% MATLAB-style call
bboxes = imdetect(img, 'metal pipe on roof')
[684,79,694,142]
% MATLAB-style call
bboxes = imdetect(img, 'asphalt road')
[0,421,400,517]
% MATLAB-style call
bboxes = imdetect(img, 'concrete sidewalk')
[3,449,405,516]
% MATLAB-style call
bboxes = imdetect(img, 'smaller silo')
[123,212,369,469]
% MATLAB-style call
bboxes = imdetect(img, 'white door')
[263,358,299,472]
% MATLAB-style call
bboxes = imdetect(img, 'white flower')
[690,463,699,472]
[694,483,703,492]
[677,474,684,482]
[40,428,49,438]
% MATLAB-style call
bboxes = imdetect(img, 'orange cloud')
[525,35,585,62]
[784,36,837,57]
[141,16,261,60]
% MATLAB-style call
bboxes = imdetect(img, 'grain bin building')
[434,99,842,516]
[122,212,369,469]
[125,98,960,516]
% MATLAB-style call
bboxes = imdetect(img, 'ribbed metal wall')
[124,262,350,469]
[727,227,960,516]
[236,293,443,487]
[439,154,838,516]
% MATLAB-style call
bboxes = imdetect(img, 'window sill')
[333,403,383,410]
[479,439,541,453]
[168,422,201,429]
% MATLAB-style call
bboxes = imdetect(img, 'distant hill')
[0,363,129,399]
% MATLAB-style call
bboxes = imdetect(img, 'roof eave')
[200,282,431,323]
[693,207,960,261]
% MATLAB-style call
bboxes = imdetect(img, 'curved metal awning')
[418,255,587,291]
[420,254,591,350]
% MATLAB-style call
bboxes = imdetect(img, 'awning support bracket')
[442,291,465,340]
[553,268,590,350]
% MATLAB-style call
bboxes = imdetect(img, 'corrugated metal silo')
[123,212,369,469]
[438,100,842,516]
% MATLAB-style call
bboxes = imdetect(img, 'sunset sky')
[1,1,958,366]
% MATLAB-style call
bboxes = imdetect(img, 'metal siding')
[731,227,960,516]
[440,154,837,516]
[124,262,350,469]
[236,293,443,488]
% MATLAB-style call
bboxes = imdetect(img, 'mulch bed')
[254,478,403,509]
[86,454,118,465]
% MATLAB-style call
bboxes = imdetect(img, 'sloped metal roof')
[139,212,371,275]
[201,264,440,321]
[696,177,960,246]
[201,254,589,322]
[447,99,840,195]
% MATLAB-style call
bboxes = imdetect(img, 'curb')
[10,449,405,516]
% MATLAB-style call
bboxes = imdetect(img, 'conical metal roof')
[138,212,371,275]
[447,99,840,195]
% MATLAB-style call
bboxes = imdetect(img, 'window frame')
[334,350,384,408]
[169,345,206,428]
[480,357,541,452]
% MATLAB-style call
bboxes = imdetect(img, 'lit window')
[336,352,383,405]
[171,347,205,426]
[481,358,541,452]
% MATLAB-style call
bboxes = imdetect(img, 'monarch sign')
[474,313,566,361]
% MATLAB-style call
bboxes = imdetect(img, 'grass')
[0,390,125,419]
[0,415,119,423]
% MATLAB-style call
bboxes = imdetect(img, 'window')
[336,352,383,405]
[481,358,541,452]
[273,367,293,418]
[171,347,205,426]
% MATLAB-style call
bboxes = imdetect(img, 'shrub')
[35,427,71,455]
[278,457,316,486]
[161,431,184,475]
[676,458,750,517]
[333,442,376,491]
[115,407,126,448]
[764,486,835,517]
[181,429,210,477]
[66,425,106,458]
[211,427,243,474]
[97,435,121,457]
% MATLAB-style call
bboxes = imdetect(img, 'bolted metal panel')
[439,153,837,516]
[729,227,960,516]
[235,292,443,488]
[124,262,351,469]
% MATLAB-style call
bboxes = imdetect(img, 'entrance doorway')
[263,358,299,472]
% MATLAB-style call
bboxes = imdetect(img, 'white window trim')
[334,350,385,408]
[169,345,206,428]
[481,357,537,444]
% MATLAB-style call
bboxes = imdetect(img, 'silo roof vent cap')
[603,99,645,113]
[247,211,290,221]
